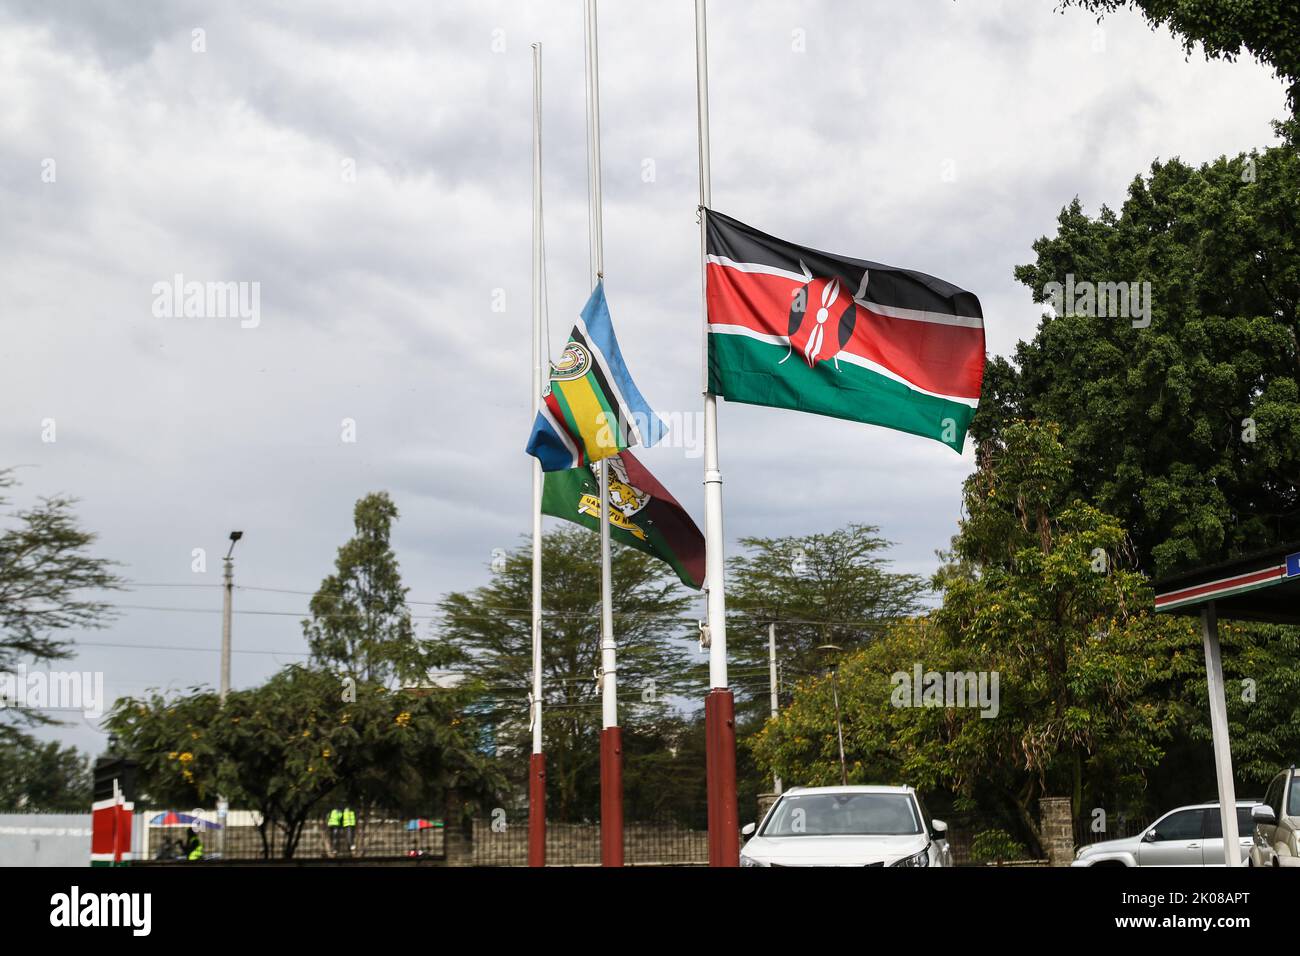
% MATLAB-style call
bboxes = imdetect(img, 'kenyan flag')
[541,450,705,590]
[705,209,985,452]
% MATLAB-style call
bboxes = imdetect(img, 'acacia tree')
[438,526,694,822]
[0,469,122,742]
[725,524,928,698]
[976,122,1300,576]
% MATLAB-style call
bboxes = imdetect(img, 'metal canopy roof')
[1154,541,1300,624]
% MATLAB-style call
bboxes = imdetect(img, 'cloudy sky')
[1,1,1288,755]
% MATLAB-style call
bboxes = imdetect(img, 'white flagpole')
[585,0,623,868]
[695,0,739,867]
[528,40,547,868]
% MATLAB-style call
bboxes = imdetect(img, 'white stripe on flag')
[574,315,645,448]
[706,255,983,329]
[538,403,581,467]
[708,324,979,408]
[706,254,808,285]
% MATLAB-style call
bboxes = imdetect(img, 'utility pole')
[768,623,781,794]
[218,530,242,860]
[220,531,243,704]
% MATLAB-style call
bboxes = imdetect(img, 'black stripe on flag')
[569,324,627,447]
[704,208,982,319]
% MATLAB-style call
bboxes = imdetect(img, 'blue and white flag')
[525,283,665,471]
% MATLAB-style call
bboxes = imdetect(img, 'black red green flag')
[704,209,986,452]
[541,450,705,590]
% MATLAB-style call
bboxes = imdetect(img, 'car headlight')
[890,845,931,867]
[739,854,768,868]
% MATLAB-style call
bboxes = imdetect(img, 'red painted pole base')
[600,726,624,867]
[705,688,739,867]
[528,752,546,867]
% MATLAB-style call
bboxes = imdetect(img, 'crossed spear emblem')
[779,260,871,370]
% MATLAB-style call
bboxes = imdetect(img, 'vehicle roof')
[1172,800,1261,810]
[782,785,913,795]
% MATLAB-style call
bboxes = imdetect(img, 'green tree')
[0,469,122,742]
[752,423,1193,854]
[108,666,500,858]
[1060,1,1300,112]
[976,122,1300,576]
[0,733,92,811]
[438,526,695,822]
[303,492,437,685]
[935,421,1189,830]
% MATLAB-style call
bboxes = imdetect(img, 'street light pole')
[220,531,243,704]
[768,623,781,795]
[817,644,848,786]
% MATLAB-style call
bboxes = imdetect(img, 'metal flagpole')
[528,40,547,869]
[585,0,623,868]
[695,0,740,867]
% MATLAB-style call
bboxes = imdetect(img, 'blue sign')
[1287,552,1300,578]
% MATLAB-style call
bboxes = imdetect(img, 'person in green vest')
[184,826,204,862]
[342,806,357,855]
[327,807,343,855]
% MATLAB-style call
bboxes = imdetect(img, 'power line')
[116,582,918,628]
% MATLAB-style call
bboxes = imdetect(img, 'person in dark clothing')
[183,826,204,861]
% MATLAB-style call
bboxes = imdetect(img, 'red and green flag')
[541,450,705,590]
[705,209,985,451]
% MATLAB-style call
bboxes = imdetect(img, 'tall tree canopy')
[303,492,437,685]
[0,733,92,812]
[976,123,1300,575]
[438,526,695,822]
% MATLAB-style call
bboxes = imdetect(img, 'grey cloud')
[1,0,1286,758]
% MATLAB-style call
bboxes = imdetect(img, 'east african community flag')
[526,282,664,471]
[542,449,705,590]
[704,209,985,452]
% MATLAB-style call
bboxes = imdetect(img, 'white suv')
[739,785,953,867]
[1249,766,1300,868]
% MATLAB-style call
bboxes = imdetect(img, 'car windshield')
[761,792,922,837]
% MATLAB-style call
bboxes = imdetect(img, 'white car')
[1248,766,1300,868]
[1072,801,1257,866]
[739,785,953,867]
